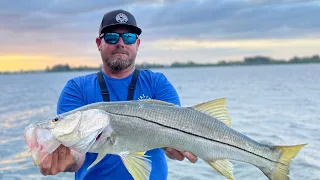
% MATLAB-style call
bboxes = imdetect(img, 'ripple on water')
[0,151,30,170]
[1,66,320,180]
[0,106,53,130]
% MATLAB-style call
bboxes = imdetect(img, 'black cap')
[99,9,142,36]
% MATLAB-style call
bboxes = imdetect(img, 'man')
[39,9,197,179]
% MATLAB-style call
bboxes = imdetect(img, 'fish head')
[59,109,113,153]
[24,108,112,165]
[40,109,111,145]
[24,111,82,153]
[48,109,111,152]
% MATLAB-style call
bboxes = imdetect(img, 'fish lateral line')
[105,111,284,165]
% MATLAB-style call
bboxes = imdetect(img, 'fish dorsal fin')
[192,98,231,127]
[206,159,234,180]
[119,151,152,180]
[135,99,177,106]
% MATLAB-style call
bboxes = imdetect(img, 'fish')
[24,98,306,180]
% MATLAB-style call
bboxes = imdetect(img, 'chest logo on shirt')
[138,94,150,100]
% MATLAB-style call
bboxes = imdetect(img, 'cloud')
[2,0,319,38]
[138,0,320,40]
[0,0,319,71]
[2,0,319,36]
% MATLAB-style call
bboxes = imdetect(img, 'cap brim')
[100,24,142,35]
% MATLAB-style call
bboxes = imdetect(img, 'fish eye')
[52,117,59,122]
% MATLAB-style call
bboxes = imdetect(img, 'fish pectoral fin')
[192,98,232,127]
[119,151,152,180]
[87,152,106,170]
[205,159,234,180]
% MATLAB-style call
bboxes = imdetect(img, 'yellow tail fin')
[261,144,307,180]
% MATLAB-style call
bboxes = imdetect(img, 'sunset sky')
[1,0,319,72]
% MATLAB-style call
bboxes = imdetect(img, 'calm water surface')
[0,64,319,180]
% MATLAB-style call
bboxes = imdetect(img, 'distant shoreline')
[1,54,319,75]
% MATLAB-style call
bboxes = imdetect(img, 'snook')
[84,98,306,180]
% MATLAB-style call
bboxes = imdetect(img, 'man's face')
[96,27,140,71]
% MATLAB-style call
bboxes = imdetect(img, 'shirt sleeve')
[57,79,85,114]
[153,73,181,106]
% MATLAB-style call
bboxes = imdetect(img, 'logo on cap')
[115,13,128,23]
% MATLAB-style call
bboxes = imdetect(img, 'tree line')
[45,54,320,71]
[1,54,319,74]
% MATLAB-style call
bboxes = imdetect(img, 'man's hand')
[40,145,81,175]
[162,147,198,163]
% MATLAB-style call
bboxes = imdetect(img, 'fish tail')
[260,144,307,180]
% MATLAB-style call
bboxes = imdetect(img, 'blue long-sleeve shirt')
[57,69,180,180]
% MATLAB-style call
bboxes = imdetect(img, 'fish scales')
[101,102,281,166]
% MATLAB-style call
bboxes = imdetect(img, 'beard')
[101,49,136,71]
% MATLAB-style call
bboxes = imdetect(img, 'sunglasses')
[100,32,138,45]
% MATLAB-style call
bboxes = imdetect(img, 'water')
[0,64,319,180]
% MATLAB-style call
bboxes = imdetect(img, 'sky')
[1,0,320,71]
